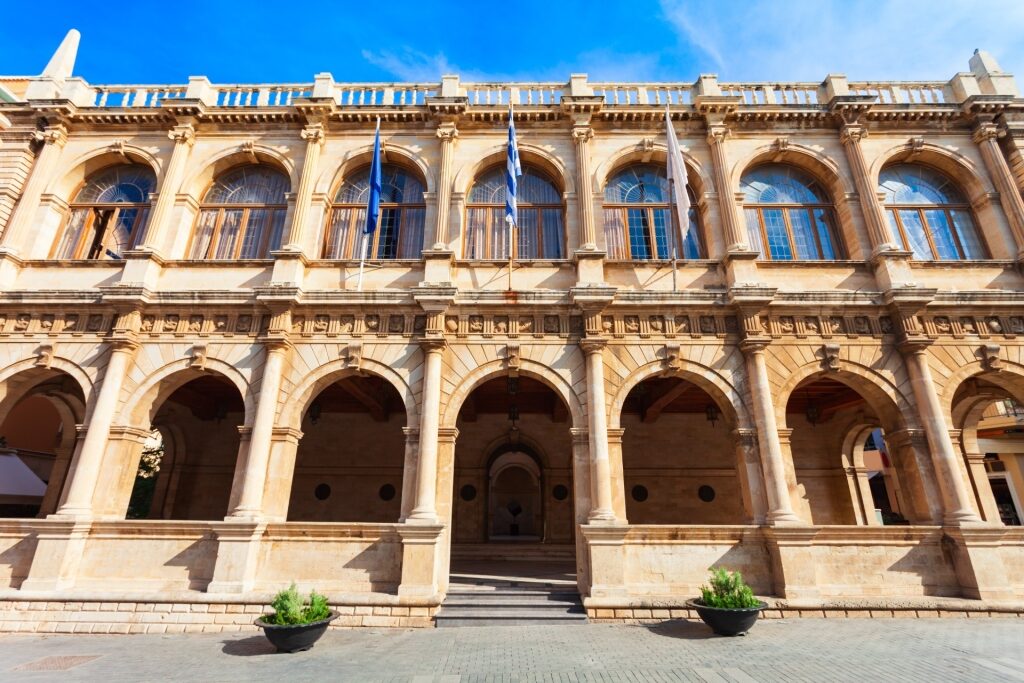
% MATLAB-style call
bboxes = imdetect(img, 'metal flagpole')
[357,116,382,292]
[507,215,514,291]
[669,176,679,293]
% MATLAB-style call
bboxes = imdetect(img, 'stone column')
[0,132,38,236]
[56,338,137,517]
[230,339,289,518]
[974,122,1024,258]
[409,338,445,523]
[840,124,898,252]
[848,466,880,525]
[734,427,768,524]
[706,124,747,251]
[399,427,420,522]
[572,124,597,249]
[898,340,981,525]
[580,339,616,523]
[962,450,1002,524]
[739,340,801,524]
[282,122,325,252]
[432,122,458,249]
[1,124,67,253]
[140,123,195,254]
[605,427,627,522]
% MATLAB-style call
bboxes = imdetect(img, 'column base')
[587,509,618,525]
[580,524,630,599]
[20,520,92,592]
[206,521,265,594]
[766,509,804,526]
[945,527,1016,601]
[397,524,444,599]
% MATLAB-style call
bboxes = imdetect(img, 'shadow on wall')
[882,535,963,598]
[708,542,774,597]
[164,534,219,591]
[0,532,38,589]
[342,539,401,593]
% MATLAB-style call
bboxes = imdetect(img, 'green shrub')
[698,568,761,609]
[263,583,332,625]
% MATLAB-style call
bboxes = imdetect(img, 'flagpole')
[356,213,381,292]
[669,176,679,293]
[357,116,382,292]
[507,215,514,291]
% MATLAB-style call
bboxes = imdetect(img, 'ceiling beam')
[642,383,691,424]
[337,377,388,422]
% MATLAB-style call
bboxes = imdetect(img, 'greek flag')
[505,104,522,227]
[364,117,382,235]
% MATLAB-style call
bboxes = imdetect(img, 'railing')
[462,83,565,105]
[720,82,821,105]
[847,81,948,104]
[92,85,188,107]
[592,83,693,105]
[333,83,436,106]
[212,84,312,106]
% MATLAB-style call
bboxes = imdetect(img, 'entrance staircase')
[435,548,587,627]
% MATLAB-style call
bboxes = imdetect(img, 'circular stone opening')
[631,485,649,503]
[460,484,477,502]
[698,485,716,503]
[314,483,331,501]
[552,484,569,501]
[379,483,396,501]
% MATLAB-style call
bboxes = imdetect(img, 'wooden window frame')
[885,204,988,261]
[744,204,844,261]
[321,202,426,260]
[602,203,704,261]
[462,203,565,260]
[187,204,285,260]
[50,203,149,260]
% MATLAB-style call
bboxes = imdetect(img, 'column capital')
[435,122,459,141]
[168,123,196,146]
[839,123,868,146]
[437,426,459,443]
[33,124,68,147]
[262,337,293,354]
[739,337,771,355]
[706,123,730,146]
[972,121,1002,145]
[897,336,933,356]
[300,122,327,146]
[579,338,607,355]
[420,337,447,353]
[571,125,594,143]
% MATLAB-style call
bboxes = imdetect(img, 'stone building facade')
[1,32,1024,631]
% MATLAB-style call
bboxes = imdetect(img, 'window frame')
[321,164,427,260]
[602,189,704,261]
[187,166,288,261]
[463,164,565,260]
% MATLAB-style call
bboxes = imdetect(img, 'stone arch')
[774,360,912,433]
[179,143,296,200]
[593,143,711,198]
[480,432,553,471]
[116,358,254,428]
[840,421,878,470]
[732,142,850,197]
[279,357,420,431]
[608,359,751,431]
[453,143,574,197]
[940,360,1024,424]
[441,358,584,430]
[871,141,993,204]
[315,143,435,197]
[46,145,163,201]
[0,356,94,414]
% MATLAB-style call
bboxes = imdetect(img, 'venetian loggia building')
[1,31,1024,632]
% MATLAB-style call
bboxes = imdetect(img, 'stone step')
[434,604,588,627]
[450,545,575,562]
[443,593,582,607]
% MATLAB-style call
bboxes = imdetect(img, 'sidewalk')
[3,618,1023,682]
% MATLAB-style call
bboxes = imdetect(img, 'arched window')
[465,165,564,259]
[741,164,843,260]
[602,163,703,260]
[188,165,289,259]
[878,164,987,260]
[322,165,425,259]
[52,164,155,259]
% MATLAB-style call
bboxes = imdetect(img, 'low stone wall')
[0,599,436,633]
[587,604,1024,623]
[0,521,35,589]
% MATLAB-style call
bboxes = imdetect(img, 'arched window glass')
[322,165,426,259]
[465,165,564,259]
[188,165,289,260]
[740,164,843,261]
[602,163,703,260]
[52,164,156,260]
[878,164,986,260]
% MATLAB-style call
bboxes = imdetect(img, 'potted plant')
[686,568,767,636]
[255,583,338,652]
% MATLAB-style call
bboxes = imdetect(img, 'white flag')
[665,106,691,255]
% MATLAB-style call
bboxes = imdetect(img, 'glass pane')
[398,207,425,259]
[652,208,670,259]
[542,208,563,258]
[813,209,837,260]
[604,164,670,203]
[214,210,243,259]
[740,165,827,204]
[489,208,509,259]
[951,209,985,259]
[923,209,959,260]
[682,206,702,259]
[376,207,399,259]
[99,207,137,259]
[239,209,267,259]
[324,207,359,258]
[265,209,286,255]
[465,207,488,259]
[627,208,652,260]
[898,209,932,260]
[469,166,559,204]
[518,209,539,259]
[762,209,792,260]
[744,208,764,257]
[190,210,219,259]
[335,165,425,204]
[55,209,90,259]
[878,164,966,205]
[75,164,156,203]
[887,212,908,251]
[603,209,627,259]
[788,208,817,260]
[204,165,289,204]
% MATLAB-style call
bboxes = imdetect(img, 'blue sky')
[2,1,1023,85]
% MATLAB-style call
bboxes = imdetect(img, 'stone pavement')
[2,618,1024,682]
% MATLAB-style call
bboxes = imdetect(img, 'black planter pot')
[686,599,767,636]
[254,610,339,653]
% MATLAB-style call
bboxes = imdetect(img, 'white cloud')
[660,0,1024,81]
[360,48,457,82]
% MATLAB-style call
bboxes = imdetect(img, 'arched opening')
[619,375,744,524]
[127,373,244,520]
[951,376,1024,526]
[602,162,705,260]
[785,376,910,525]
[287,374,406,522]
[50,163,156,260]
[464,165,565,259]
[487,449,543,539]
[322,164,426,259]
[0,370,85,518]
